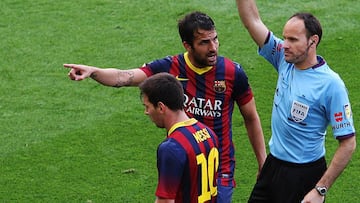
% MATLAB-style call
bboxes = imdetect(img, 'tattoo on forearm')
[90,73,97,79]
[113,70,135,87]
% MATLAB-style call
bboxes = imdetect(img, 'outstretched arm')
[64,64,147,87]
[302,136,356,203]
[236,0,269,47]
[239,98,267,174]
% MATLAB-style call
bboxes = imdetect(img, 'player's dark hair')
[290,12,322,45]
[139,73,184,111]
[178,11,215,47]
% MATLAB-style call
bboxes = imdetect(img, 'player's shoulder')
[158,137,187,155]
[219,55,234,62]
[217,56,244,69]
[316,62,345,85]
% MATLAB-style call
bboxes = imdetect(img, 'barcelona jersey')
[155,118,219,202]
[141,52,253,186]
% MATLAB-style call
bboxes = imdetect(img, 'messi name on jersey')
[192,128,212,143]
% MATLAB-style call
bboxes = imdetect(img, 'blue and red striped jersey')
[155,118,219,203]
[140,52,253,187]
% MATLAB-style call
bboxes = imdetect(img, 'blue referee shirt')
[259,32,355,163]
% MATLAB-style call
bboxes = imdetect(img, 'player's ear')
[157,102,166,112]
[183,41,192,52]
[310,35,319,46]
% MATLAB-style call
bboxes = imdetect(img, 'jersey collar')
[184,52,213,75]
[168,118,197,136]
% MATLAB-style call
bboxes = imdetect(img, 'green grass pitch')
[0,0,359,202]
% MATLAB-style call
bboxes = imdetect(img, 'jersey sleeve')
[139,56,173,77]
[258,32,286,73]
[233,62,254,106]
[155,139,187,199]
[327,77,356,139]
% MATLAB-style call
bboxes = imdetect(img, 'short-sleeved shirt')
[141,52,253,186]
[259,32,355,163]
[155,118,219,203]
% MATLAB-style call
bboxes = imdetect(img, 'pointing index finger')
[63,64,75,68]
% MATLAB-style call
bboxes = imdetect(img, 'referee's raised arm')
[236,0,269,48]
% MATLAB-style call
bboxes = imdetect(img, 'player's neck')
[165,111,191,132]
[296,55,318,70]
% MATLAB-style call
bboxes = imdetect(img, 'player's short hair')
[139,73,184,111]
[178,11,216,47]
[289,12,323,45]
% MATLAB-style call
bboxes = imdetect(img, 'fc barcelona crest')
[213,80,226,93]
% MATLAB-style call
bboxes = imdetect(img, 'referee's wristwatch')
[315,186,328,196]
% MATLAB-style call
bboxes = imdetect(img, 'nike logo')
[175,75,189,81]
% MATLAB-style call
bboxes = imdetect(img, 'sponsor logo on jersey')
[184,95,222,118]
[332,104,353,131]
[334,112,343,122]
[332,122,353,131]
